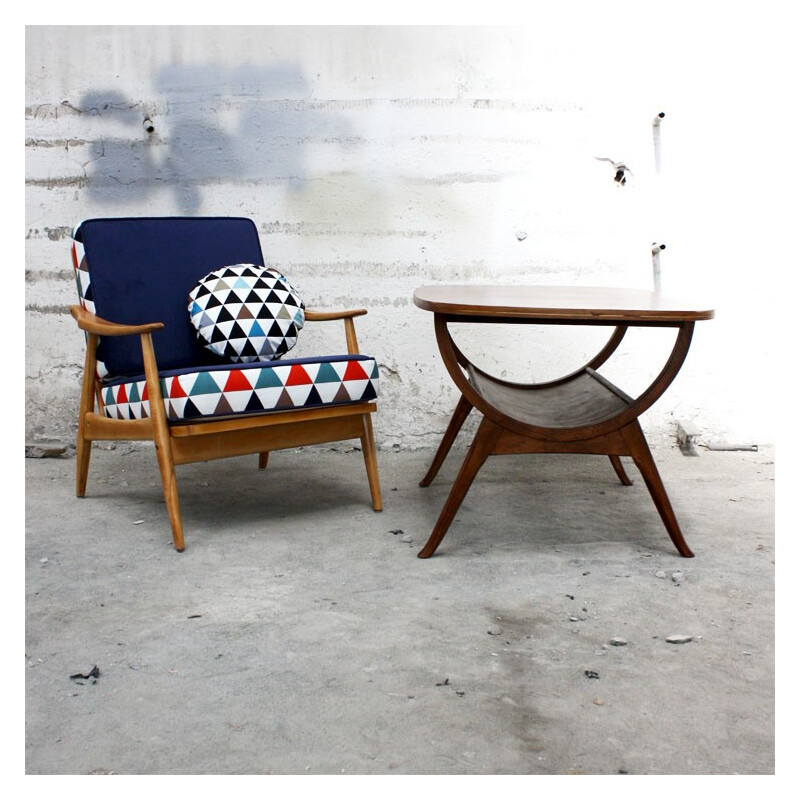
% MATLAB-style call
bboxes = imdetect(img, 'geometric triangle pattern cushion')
[99,354,379,422]
[188,264,305,363]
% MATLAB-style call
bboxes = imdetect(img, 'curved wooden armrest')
[70,305,164,336]
[304,308,368,355]
[304,308,368,322]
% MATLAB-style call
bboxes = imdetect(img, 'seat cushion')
[188,264,305,363]
[99,355,379,422]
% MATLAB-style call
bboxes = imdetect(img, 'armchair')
[70,216,382,551]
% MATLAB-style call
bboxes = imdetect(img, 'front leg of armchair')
[70,305,184,550]
[76,331,99,497]
[140,332,185,552]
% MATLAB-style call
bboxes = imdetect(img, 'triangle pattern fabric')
[187,263,305,363]
[99,356,380,422]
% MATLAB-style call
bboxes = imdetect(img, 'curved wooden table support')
[609,454,633,486]
[414,285,714,559]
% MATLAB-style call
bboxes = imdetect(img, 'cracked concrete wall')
[25,24,777,448]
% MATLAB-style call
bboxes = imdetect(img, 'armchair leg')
[153,435,185,552]
[76,332,97,498]
[141,332,185,551]
[360,413,383,512]
[258,452,269,470]
[76,437,92,497]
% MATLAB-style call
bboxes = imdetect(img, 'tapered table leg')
[418,417,501,558]
[419,394,473,487]
[609,454,633,486]
[622,422,694,558]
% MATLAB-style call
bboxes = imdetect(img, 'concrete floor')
[25,441,775,775]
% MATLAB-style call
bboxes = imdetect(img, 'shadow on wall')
[79,63,356,214]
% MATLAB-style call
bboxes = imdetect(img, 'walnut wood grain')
[413,285,714,323]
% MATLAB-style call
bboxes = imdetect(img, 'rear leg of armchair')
[360,413,383,512]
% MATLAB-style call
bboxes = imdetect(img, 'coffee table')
[413,285,714,559]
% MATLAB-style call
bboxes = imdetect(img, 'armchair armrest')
[304,308,367,322]
[70,305,164,336]
[304,307,368,355]
[71,304,167,430]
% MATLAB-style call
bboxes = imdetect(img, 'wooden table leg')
[419,394,473,487]
[418,416,501,558]
[609,454,633,486]
[621,422,694,557]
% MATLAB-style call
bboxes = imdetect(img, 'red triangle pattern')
[169,377,187,398]
[343,360,368,381]
[286,365,312,386]
[224,369,252,392]
[101,357,379,421]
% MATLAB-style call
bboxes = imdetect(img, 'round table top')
[413,284,715,322]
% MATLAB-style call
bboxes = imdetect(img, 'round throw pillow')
[188,264,305,363]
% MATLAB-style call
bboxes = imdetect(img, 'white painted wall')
[25,19,789,449]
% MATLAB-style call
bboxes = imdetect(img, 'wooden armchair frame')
[71,304,382,552]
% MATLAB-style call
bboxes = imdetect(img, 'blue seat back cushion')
[75,217,266,376]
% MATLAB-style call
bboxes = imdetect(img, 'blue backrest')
[74,217,265,377]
